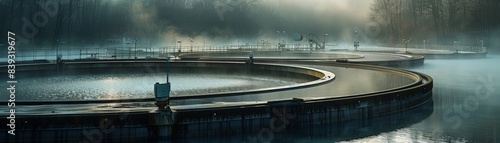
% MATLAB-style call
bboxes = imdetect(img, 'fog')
[1,0,376,48]
[124,0,375,46]
[1,0,498,49]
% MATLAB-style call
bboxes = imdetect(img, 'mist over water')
[342,55,500,142]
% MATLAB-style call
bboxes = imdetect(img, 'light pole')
[480,40,484,49]
[56,39,59,60]
[189,38,193,52]
[454,41,456,51]
[405,40,408,53]
[453,41,456,51]
[354,31,359,51]
[282,30,286,46]
[323,33,328,49]
[454,41,461,53]
[404,39,410,53]
[423,40,426,50]
[134,38,138,59]
[177,40,182,54]
[276,31,281,45]
[56,40,65,61]
[126,40,132,59]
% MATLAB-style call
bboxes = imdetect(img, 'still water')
[338,55,500,142]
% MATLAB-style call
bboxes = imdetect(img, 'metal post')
[56,39,59,61]
[480,40,484,52]
[276,31,280,46]
[423,40,426,50]
[353,31,359,51]
[189,38,193,52]
[166,57,169,82]
[134,38,137,59]
[261,40,264,49]
[323,33,328,49]
[454,41,460,53]
[405,40,408,53]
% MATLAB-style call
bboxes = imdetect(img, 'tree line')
[0,0,262,48]
[369,0,500,46]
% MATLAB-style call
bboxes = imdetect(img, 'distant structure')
[308,33,325,50]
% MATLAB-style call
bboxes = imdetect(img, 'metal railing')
[1,42,487,62]
[375,43,487,53]
[0,44,324,62]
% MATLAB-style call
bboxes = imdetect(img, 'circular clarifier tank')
[0,60,433,142]
[2,61,333,102]
[11,72,302,101]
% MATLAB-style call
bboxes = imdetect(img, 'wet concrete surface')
[0,62,418,115]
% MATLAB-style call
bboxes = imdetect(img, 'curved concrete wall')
[0,60,329,79]
[166,64,432,137]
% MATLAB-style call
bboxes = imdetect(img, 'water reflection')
[345,55,500,142]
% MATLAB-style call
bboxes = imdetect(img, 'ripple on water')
[8,73,300,101]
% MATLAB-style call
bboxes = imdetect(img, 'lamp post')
[405,40,408,53]
[56,40,65,62]
[353,31,360,51]
[134,38,138,59]
[55,39,66,60]
[323,33,328,49]
[276,31,280,46]
[176,40,182,57]
[56,39,59,60]
[423,40,426,50]
[282,31,286,48]
[177,40,182,54]
[404,39,410,53]
[480,40,484,48]
[453,41,456,52]
[189,38,193,52]
[454,41,461,53]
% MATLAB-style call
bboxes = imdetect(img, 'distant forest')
[369,0,500,46]
[1,0,265,47]
[1,0,499,48]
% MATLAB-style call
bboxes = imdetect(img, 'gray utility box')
[155,82,171,102]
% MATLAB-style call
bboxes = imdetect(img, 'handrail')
[0,44,329,63]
